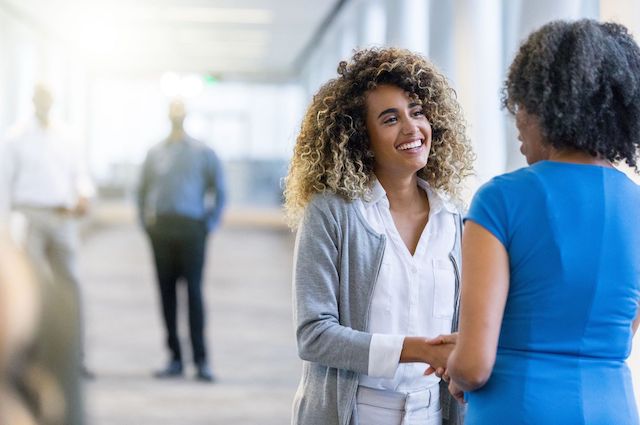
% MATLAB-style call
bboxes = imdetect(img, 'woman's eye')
[383,116,398,124]
[413,109,425,117]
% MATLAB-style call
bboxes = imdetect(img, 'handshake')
[401,332,465,403]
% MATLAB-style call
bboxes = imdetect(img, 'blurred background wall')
[3,0,638,212]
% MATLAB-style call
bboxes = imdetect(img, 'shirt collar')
[28,116,57,133]
[163,134,191,146]
[364,178,388,206]
[364,176,458,215]
[417,178,458,215]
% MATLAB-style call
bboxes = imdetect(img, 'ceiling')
[0,0,342,80]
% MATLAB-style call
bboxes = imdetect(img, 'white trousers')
[20,207,81,288]
[355,384,442,425]
[20,208,86,359]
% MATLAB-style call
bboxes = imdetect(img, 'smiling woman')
[284,47,474,425]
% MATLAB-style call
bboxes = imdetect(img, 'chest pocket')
[432,258,456,318]
[371,261,393,312]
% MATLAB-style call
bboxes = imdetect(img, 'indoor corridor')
[1,0,639,423]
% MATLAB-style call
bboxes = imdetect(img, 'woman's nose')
[401,121,418,135]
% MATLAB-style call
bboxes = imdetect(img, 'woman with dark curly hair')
[285,47,473,425]
[446,19,640,424]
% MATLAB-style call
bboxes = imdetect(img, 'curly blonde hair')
[284,47,474,226]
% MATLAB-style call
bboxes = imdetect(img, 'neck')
[547,149,612,168]
[168,127,185,142]
[36,113,49,128]
[376,172,424,211]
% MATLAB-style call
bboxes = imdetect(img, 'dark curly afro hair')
[503,19,640,169]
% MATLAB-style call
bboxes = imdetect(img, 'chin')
[413,159,428,171]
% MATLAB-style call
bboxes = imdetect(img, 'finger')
[424,336,445,345]
[439,334,457,344]
[424,366,436,376]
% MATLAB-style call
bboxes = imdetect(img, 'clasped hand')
[423,332,457,381]
[423,333,466,404]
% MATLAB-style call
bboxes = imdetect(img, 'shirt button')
[411,266,417,274]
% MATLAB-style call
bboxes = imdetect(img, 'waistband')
[16,205,72,216]
[356,383,440,412]
[148,214,206,230]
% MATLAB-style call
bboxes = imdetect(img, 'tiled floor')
[80,222,300,425]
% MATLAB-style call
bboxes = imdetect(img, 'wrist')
[400,337,429,363]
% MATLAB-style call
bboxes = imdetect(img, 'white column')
[517,0,585,41]
[428,0,456,84]
[321,31,340,82]
[0,10,8,131]
[338,23,357,61]
[453,0,505,186]
[356,0,386,48]
[385,0,429,54]
[13,37,37,122]
[600,0,640,43]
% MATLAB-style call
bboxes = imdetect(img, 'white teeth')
[397,140,422,150]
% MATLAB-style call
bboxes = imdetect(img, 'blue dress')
[465,161,640,425]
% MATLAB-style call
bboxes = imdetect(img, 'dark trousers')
[147,215,208,364]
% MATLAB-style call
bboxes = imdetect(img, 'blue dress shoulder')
[465,161,640,425]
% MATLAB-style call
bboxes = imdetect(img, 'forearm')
[72,196,90,216]
[400,337,429,362]
[447,347,490,392]
[445,221,510,392]
[400,337,453,369]
[296,320,372,374]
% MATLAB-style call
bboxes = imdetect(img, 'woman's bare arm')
[446,221,510,392]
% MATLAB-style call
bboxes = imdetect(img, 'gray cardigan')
[292,192,465,425]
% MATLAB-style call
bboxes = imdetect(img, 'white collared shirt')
[358,178,458,392]
[0,118,94,217]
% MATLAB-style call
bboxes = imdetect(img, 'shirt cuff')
[367,334,405,378]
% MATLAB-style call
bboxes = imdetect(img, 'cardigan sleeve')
[293,201,372,375]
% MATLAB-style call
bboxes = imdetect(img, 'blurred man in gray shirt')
[138,99,226,382]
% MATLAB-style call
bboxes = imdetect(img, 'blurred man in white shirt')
[0,83,95,378]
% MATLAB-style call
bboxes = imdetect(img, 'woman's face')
[515,107,549,164]
[365,84,432,179]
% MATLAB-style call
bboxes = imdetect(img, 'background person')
[0,226,84,425]
[0,83,95,379]
[137,98,226,382]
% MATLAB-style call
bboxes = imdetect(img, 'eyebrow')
[376,102,422,119]
[377,108,398,119]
